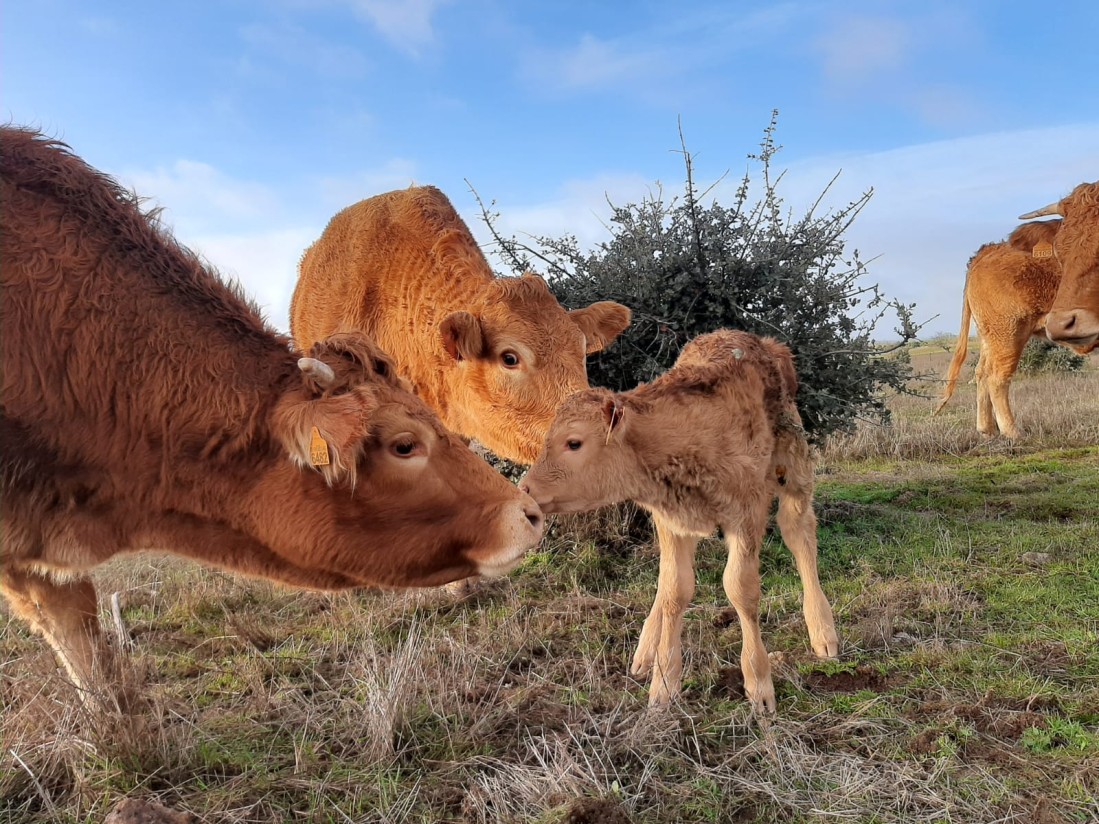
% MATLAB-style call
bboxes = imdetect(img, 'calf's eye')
[566,440,583,451]
[501,351,520,368]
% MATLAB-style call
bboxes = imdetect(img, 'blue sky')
[5,1,1098,338]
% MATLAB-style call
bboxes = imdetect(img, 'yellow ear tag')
[309,426,331,466]
[1032,240,1054,259]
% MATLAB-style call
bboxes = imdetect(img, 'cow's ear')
[274,390,376,487]
[600,394,625,440]
[440,311,485,361]
[570,302,632,354]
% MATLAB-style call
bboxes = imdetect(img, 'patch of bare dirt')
[562,797,632,824]
[103,798,195,824]
[711,666,746,700]
[804,665,896,692]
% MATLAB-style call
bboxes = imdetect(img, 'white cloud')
[315,158,421,213]
[240,22,369,78]
[469,124,1099,339]
[118,156,428,335]
[532,33,666,93]
[123,160,282,236]
[188,228,321,335]
[815,15,911,85]
[347,0,450,56]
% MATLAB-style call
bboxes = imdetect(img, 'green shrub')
[479,113,921,443]
[1018,337,1087,374]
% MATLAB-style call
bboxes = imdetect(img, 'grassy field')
[2,354,1097,823]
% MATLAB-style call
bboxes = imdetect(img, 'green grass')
[3,375,1099,823]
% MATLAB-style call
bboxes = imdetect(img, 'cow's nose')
[519,482,531,496]
[523,502,544,532]
[1046,310,1078,339]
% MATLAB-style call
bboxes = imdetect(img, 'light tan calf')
[521,330,838,714]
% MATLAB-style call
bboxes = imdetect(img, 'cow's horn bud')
[298,357,336,388]
[1018,201,1062,220]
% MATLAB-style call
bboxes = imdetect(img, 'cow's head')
[264,331,544,587]
[438,273,631,463]
[520,388,639,515]
[1019,181,1099,352]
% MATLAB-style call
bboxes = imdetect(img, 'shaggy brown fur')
[521,330,839,714]
[0,127,543,704]
[935,221,1069,438]
[290,185,631,463]
[1024,181,1099,350]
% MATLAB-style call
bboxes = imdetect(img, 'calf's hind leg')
[722,498,776,715]
[773,429,838,659]
[1,566,121,709]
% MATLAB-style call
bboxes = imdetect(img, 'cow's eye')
[501,351,520,368]
[566,439,583,451]
[391,438,420,458]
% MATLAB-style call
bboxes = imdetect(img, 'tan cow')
[935,222,1066,438]
[1018,181,1099,351]
[520,330,839,714]
[291,186,631,463]
[0,127,543,706]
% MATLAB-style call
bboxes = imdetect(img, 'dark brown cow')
[935,222,1069,438]
[1018,181,1099,350]
[0,127,543,704]
[521,330,839,714]
[291,186,631,463]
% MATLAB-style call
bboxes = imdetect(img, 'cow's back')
[674,329,797,428]
[292,186,493,358]
[965,240,1060,333]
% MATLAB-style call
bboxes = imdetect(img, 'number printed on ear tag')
[309,426,331,466]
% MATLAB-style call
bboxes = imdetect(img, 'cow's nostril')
[524,505,544,532]
[519,483,530,495]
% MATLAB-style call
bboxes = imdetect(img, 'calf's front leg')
[631,512,697,706]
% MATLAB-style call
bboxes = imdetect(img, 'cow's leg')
[722,501,775,715]
[631,511,697,706]
[974,347,999,435]
[985,332,1030,439]
[773,431,838,659]
[0,566,121,709]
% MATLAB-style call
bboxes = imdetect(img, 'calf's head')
[1018,181,1099,351]
[439,273,630,463]
[520,388,638,514]
[262,331,544,587]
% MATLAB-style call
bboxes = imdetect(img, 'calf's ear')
[570,302,632,354]
[274,389,377,487]
[601,394,626,440]
[440,311,485,361]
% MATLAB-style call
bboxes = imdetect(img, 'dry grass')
[821,353,1099,462]
[2,357,1097,823]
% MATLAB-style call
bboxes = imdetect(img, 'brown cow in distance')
[0,127,543,706]
[521,330,839,715]
[1018,181,1099,351]
[935,221,1074,438]
[291,186,631,464]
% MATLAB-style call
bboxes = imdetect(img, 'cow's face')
[265,331,544,588]
[520,389,638,514]
[1021,182,1099,351]
[438,273,631,463]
